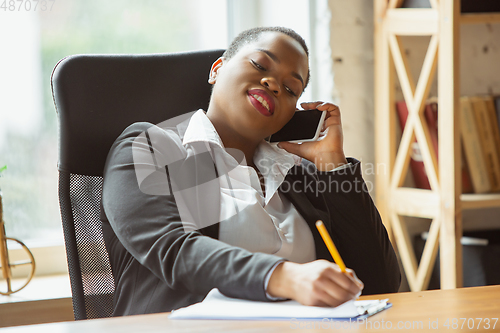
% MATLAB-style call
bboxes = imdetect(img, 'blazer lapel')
[280,165,333,261]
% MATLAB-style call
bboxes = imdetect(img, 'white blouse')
[181,110,316,264]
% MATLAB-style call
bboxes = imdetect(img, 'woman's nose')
[261,77,280,95]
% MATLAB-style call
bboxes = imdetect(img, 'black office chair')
[51,49,224,320]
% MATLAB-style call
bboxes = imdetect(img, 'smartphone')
[267,109,326,143]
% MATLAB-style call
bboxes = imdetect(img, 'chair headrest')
[51,50,224,176]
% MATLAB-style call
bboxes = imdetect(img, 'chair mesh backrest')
[51,50,224,320]
[58,172,113,319]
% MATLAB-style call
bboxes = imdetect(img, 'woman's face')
[208,32,309,142]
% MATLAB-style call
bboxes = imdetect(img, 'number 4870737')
[443,318,498,330]
[0,0,56,11]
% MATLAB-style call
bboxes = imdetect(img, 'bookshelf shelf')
[374,0,500,292]
[461,193,500,210]
[461,13,500,25]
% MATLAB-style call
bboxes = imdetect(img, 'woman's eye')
[251,60,266,71]
[285,86,297,97]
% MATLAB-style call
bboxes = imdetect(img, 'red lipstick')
[248,89,275,117]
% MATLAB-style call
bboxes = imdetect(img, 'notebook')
[169,288,390,321]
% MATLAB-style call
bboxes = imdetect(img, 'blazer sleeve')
[316,158,401,294]
[102,122,282,302]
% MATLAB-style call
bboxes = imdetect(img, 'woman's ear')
[208,57,225,84]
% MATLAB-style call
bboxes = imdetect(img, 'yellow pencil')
[315,220,346,273]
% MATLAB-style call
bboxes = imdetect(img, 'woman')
[101,26,400,316]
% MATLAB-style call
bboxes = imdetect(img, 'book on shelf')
[483,96,500,192]
[489,96,500,163]
[495,96,500,135]
[459,97,491,193]
[423,99,438,158]
[424,99,474,194]
[470,96,500,192]
[395,100,473,193]
[395,100,430,190]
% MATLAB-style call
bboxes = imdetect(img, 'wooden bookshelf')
[461,12,500,24]
[374,0,500,291]
[461,193,500,210]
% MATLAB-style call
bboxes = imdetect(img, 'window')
[0,0,228,276]
[0,0,332,276]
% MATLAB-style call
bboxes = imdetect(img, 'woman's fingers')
[346,268,364,289]
[321,265,362,297]
[321,112,342,131]
[301,101,339,112]
[317,280,358,306]
[282,260,364,307]
[300,101,341,131]
[300,101,324,110]
[299,100,340,126]
[311,283,351,307]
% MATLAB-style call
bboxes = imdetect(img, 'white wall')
[328,0,376,190]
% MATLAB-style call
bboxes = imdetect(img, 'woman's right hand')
[267,260,364,307]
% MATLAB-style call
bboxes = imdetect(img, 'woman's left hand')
[278,101,348,171]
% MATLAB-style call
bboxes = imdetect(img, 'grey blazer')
[101,122,400,316]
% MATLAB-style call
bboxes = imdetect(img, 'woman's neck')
[206,109,260,167]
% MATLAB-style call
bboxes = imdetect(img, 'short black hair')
[223,26,310,89]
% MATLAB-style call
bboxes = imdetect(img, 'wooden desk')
[0,285,498,332]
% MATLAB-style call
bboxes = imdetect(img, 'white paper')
[169,288,388,320]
